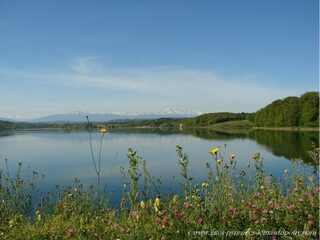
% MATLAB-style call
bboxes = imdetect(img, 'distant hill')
[0,120,15,130]
[181,112,252,127]
[252,92,319,127]
[30,109,201,123]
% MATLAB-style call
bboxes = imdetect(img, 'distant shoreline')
[252,127,319,132]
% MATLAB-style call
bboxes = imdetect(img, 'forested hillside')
[253,92,319,127]
[181,112,251,127]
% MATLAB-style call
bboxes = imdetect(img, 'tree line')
[252,92,319,127]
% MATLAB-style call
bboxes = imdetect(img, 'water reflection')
[111,128,318,164]
[0,129,317,206]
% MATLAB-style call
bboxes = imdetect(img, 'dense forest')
[180,112,251,127]
[252,92,319,127]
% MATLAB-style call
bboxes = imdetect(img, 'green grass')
[205,120,254,130]
[0,145,319,239]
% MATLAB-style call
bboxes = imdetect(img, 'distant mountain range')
[5,108,203,123]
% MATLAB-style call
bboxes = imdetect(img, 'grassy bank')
[203,120,254,130]
[252,127,320,132]
[0,145,319,239]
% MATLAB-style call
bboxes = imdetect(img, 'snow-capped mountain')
[29,108,203,123]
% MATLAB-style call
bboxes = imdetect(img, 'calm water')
[0,129,318,205]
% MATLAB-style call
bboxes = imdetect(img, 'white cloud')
[0,61,304,117]
[71,56,107,73]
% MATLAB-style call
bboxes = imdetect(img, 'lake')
[0,129,318,206]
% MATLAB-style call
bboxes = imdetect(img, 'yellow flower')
[252,152,260,160]
[209,148,219,155]
[230,154,236,159]
[260,186,265,190]
[154,197,162,212]
[140,201,146,209]
[202,182,209,188]
[100,128,107,133]
[245,228,252,236]
[216,159,222,164]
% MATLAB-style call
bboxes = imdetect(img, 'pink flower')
[184,202,191,209]
[287,204,295,211]
[262,209,268,214]
[198,217,204,225]
[130,210,139,219]
[173,209,181,219]
[161,217,169,226]
[67,227,75,237]
[260,217,267,223]
[252,214,258,221]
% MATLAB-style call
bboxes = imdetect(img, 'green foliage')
[300,92,320,127]
[0,148,319,239]
[182,112,252,127]
[253,92,319,127]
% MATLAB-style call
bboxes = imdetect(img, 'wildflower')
[284,169,289,173]
[191,194,199,201]
[173,209,181,219]
[161,217,169,226]
[252,152,260,160]
[100,128,107,133]
[216,159,222,164]
[68,193,73,197]
[262,209,268,214]
[307,220,314,227]
[154,197,162,212]
[260,217,267,223]
[230,154,236,159]
[173,195,179,202]
[184,202,191,209]
[92,233,99,239]
[67,227,75,237]
[201,182,209,188]
[209,148,219,155]
[245,228,252,236]
[287,204,295,211]
[252,214,258,221]
[198,217,204,225]
[9,219,14,227]
[140,201,146,209]
[130,210,139,220]
[260,186,265,190]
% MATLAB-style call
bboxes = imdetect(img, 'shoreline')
[252,127,319,132]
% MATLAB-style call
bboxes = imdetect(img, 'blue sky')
[0,0,318,119]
